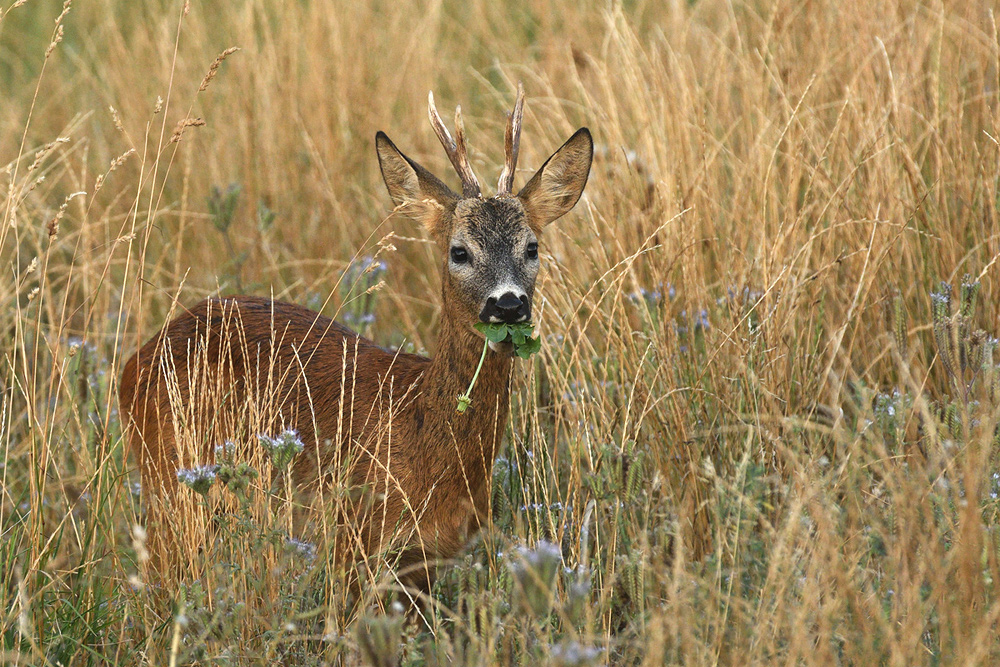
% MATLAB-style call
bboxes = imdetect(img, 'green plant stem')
[457,337,490,413]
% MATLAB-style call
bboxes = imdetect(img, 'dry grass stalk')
[169,117,206,144]
[199,47,240,92]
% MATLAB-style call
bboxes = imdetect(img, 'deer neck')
[417,301,513,487]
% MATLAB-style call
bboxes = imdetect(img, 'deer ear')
[517,128,593,229]
[376,131,459,237]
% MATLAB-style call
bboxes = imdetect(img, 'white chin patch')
[487,340,514,355]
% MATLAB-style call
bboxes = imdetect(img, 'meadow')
[3,0,1000,664]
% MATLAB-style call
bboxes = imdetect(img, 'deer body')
[120,87,593,582]
[120,295,511,567]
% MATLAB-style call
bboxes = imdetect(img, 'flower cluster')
[339,255,388,332]
[176,440,261,499]
[341,311,376,327]
[259,428,305,469]
[550,640,604,667]
[628,281,675,305]
[723,285,764,306]
[176,465,219,496]
[285,537,317,560]
[508,540,563,617]
[343,255,388,291]
[675,307,711,334]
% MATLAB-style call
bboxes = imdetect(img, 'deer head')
[375,85,593,346]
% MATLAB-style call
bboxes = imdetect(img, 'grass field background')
[4,0,1000,663]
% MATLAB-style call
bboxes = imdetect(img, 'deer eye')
[525,242,538,260]
[450,246,469,264]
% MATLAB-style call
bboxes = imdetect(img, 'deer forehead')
[451,197,534,250]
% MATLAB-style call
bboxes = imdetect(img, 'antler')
[428,92,482,199]
[496,82,525,196]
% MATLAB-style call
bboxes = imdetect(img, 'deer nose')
[480,291,530,324]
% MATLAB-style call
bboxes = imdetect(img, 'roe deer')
[119,85,593,587]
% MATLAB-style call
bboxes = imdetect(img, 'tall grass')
[3,0,1000,663]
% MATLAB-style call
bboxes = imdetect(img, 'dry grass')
[3,0,1000,664]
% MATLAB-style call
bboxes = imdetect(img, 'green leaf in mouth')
[474,321,539,351]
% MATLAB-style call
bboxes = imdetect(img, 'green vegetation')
[4,0,1000,664]
[458,322,541,412]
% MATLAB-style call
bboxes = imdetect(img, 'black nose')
[480,292,530,324]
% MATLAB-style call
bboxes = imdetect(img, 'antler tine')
[497,82,525,195]
[428,91,482,198]
[452,105,481,197]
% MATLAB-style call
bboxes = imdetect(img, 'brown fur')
[119,96,593,587]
